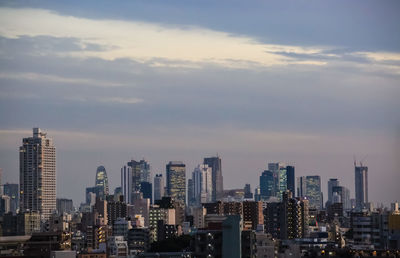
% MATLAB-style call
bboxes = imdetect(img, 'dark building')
[244,184,253,199]
[327,202,344,222]
[242,230,256,258]
[56,198,74,214]
[259,170,276,200]
[286,166,295,196]
[86,186,105,203]
[107,197,127,225]
[128,227,150,253]
[156,220,177,241]
[355,164,368,210]
[265,191,305,240]
[166,161,186,204]
[203,201,224,215]
[243,201,264,230]
[204,156,223,202]
[140,182,152,204]
[24,232,71,258]
[192,230,223,257]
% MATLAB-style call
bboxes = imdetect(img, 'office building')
[121,159,151,204]
[95,166,109,198]
[259,170,275,200]
[121,165,132,203]
[192,164,213,205]
[140,181,152,203]
[3,183,19,214]
[332,186,351,210]
[286,166,295,196]
[166,161,186,204]
[355,164,368,210]
[327,178,339,204]
[204,156,223,202]
[153,174,164,202]
[19,128,56,219]
[297,175,322,209]
[244,184,253,199]
[56,198,74,214]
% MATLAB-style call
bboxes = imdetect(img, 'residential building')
[19,128,56,219]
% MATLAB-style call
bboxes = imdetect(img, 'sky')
[0,0,399,206]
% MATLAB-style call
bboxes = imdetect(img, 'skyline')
[0,1,399,206]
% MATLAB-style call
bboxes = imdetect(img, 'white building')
[20,128,56,220]
[192,164,212,205]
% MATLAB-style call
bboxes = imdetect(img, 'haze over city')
[0,0,399,207]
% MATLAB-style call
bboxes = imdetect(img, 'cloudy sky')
[0,0,399,206]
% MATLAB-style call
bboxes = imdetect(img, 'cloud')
[0,72,126,87]
[0,7,330,69]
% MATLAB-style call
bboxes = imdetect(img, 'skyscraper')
[327,178,339,204]
[153,174,164,202]
[297,175,322,209]
[204,156,223,202]
[355,164,368,210]
[121,159,151,204]
[192,164,212,205]
[332,185,351,210]
[121,165,131,203]
[166,161,186,204]
[259,170,275,200]
[95,166,109,198]
[19,128,56,219]
[286,166,295,196]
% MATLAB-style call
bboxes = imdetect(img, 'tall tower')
[297,175,322,209]
[166,161,186,204]
[153,174,164,202]
[327,178,339,204]
[286,166,295,196]
[355,164,368,210]
[204,156,223,202]
[95,165,109,198]
[19,128,56,219]
[192,164,212,205]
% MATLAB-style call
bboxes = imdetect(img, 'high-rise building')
[355,164,368,210]
[259,170,275,200]
[327,178,339,204]
[121,165,132,203]
[332,186,351,210]
[204,156,223,202]
[121,159,151,204]
[140,181,152,203]
[192,164,213,205]
[244,184,253,199]
[3,183,19,214]
[19,128,56,219]
[286,166,295,196]
[56,198,74,214]
[264,191,307,240]
[297,175,322,209]
[95,166,109,198]
[153,174,164,202]
[166,161,186,204]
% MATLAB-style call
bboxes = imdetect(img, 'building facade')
[19,128,56,219]
[204,156,223,202]
[166,161,186,204]
[355,164,368,210]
